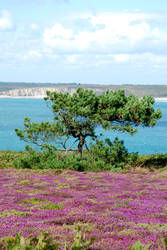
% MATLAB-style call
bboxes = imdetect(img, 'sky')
[0,0,167,84]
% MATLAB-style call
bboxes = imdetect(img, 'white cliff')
[0,86,105,97]
[0,87,78,97]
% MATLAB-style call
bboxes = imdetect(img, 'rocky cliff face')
[0,87,78,97]
[1,85,164,97]
[0,86,105,97]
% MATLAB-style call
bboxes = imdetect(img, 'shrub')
[0,151,23,168]
[14,138,138,171]
[88,137,129,169]
[14,146,62,170]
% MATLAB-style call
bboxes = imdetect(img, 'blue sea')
[0,98,166,154]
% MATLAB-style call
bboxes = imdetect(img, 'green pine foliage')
[15,88,161,158]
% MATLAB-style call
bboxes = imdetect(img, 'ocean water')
[0,98,166,154]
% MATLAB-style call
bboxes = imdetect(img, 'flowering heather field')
[0,168,167,249]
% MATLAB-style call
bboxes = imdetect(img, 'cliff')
[0,87,78,97]
[0,86,105,97]
[1,84,167,97]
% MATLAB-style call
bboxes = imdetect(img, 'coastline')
[0,95,167,102]
[0,95,46,99]
[154,97,167,102]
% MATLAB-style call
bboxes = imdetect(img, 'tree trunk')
[78,135,85,158]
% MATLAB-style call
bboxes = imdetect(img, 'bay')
[0,98,166,154]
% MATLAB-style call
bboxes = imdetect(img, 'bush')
[0,151,24,168]
[13,138,138,172]
[14,146,63,170]
[14,146,85,171]
[88,137,129,169]
[138,154,167,169]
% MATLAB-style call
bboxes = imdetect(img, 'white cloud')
[43,11,167,56]
[113,54,130,63]
[1,9,167,83]
[0,10,14,31]
[35,10,167,81]
[43,24,73,47]
[23,50,42,60]
[30,23,40,31]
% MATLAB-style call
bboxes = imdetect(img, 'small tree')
[15,88,162,157]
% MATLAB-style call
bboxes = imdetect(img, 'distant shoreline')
[0,95,46,99]
[0,95,167,102]
[154,97,167,102]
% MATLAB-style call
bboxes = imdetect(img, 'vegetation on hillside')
[1,149,167,171]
